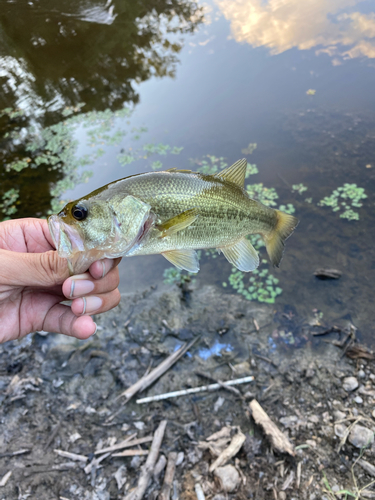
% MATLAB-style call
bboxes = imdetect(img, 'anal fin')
[162,249,200,273]
[157,208,199,238]
[219,237,259,272]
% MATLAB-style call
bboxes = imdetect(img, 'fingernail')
[92,323,98,336]
[79,296,103,315]
[70,280,95,298]
[101,261,106,279]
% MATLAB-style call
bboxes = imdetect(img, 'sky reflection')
[216,0,375,62]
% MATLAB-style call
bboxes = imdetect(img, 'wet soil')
[0,283,375,500]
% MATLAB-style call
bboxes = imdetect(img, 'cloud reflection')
[216,0,375,60]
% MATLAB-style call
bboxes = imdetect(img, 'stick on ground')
[158,452,177,500]
[124,420,167,500]
[136,376,254,404]
[249,399,295,456]
[95,435,152,455]
[209,429,246,472]
[106,338,199,423]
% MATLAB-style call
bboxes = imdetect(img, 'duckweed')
[0,189,19,220]
[228,265,282,303]
[117,142,183,167]
[278,203,296,215]
[319,183,367,221]
[163,267,192,285]
[241,142,257,155]
[292,183,308,195]
[246,183,278,207]
[192,155,227,175]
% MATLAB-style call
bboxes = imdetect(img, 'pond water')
[1,0,375,344]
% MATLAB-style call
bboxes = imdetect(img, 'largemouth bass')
[48,159,298,275]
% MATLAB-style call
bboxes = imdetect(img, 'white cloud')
[216,0,375,59]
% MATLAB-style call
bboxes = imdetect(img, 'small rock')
[372,409,375,419]
[175,451,184,466]
[349,425,374,449]
[305,439,317,448]
[333,410,346,421]
[133,421,145,430]
[354,396,363,404]
[370,374,375,380]
[214,465,241,492]
[358,370,366,379]
[334,423,348,438]
[212,496,227,500]
[343,377,358,392]
[130,455,143,469]
[114,465,127,490]
[308,415,320,424]
[214,396,225,413]
[279,416,298,428]
[232,361,251,374]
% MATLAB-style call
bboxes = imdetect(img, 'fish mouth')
[48,215,85,258]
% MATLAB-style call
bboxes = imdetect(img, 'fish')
[48,158,298,275]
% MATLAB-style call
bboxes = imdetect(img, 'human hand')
[0,218,121,343]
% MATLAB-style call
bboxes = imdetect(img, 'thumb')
[0,249,69,287]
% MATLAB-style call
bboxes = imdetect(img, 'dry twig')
[0,471,12,487]
[53,449,88,463]
[95,435,152,455]
[195,483,206,500]
[195,371,242,396]
[158,452,177,500]
[249,399,295,456]
[112,449,149,457]
[124,420,167,500]
[209,429,246,472]
[107,338,199,423]
[136,376,254,404]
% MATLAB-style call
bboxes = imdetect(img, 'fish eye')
[72,205,88,221]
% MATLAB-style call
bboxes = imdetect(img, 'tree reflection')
[0,0,203,113]
[0,0,203,220]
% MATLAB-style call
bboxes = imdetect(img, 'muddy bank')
[0,283,374,499]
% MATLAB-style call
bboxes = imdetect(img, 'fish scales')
[48,159,298,275]
[105,171,275,254]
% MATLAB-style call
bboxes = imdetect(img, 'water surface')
[1,0,375,344]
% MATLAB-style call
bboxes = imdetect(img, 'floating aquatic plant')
[227,262,282,304]
[117,143,183,167]
[241,142,257,155]
[319,183,367,221]
[163,267,192,286]
[278,203,296,215]
[0,189,19,220]
[246,183,279,207]
[292,183,308,195]
[191,155,227,175]
[245,163,258,177]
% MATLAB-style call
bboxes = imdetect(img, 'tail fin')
[264,211,299,267]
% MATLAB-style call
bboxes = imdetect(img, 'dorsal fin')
[214,158,247,187]
[165,168,193,174]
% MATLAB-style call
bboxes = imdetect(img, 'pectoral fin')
[162,249,200,273]
[219,237,259,272]
[157,208,199,238]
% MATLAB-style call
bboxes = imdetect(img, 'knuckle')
[39,251,68,285]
